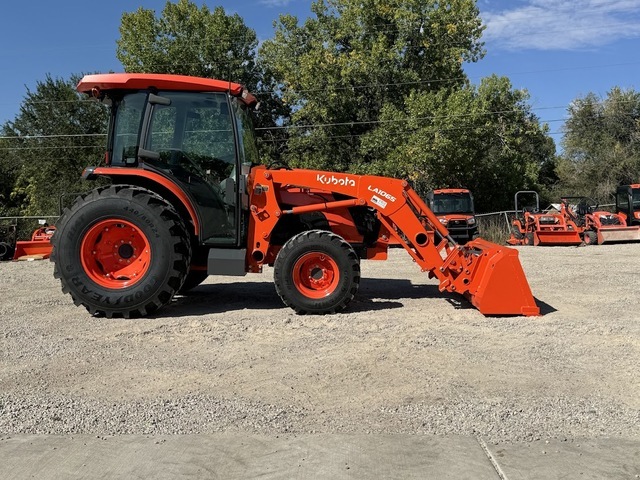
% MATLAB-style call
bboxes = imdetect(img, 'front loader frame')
[248,168,539,316]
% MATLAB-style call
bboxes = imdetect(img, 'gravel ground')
[1,244,639,443]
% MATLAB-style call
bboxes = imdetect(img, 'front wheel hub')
[292,252,339,299]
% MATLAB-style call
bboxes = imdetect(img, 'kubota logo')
[316,174,356,187]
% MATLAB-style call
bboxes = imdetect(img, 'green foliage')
[0,75,107,216]
[116,0,290,163]
[258,0,555,212]
[260,0,485,171]
[556,87,640,202]
[118,0,258,84]
[360,76,555,211]
[0,1,560,217]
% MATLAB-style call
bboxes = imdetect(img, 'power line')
[0,112,561,142]
[0,122,566,151]
[4,105,638,142]
[0,133,106,140]
[255,115,566,132]
[1,57,639,107]
[0,145,104,151]
[6,96,631,141]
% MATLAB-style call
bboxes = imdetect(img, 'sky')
[2,0,640,150]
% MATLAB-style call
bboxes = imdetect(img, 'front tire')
[510,225,524,240]
[51,185,191,318]
[274,230,360,314]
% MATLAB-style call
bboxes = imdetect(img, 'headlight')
[438,218,448,225]
[467,217,476,225]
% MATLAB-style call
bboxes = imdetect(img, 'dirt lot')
[1,244,639,443]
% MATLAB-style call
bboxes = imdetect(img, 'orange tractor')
[560,196,640,245]
[50,73,539,318]
[426,188,478,244]
[507,191,582,246]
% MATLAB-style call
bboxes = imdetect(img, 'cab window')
[111,92,146,165]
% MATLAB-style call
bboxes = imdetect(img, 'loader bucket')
[597,226,640,244]
[459,239,540,316]
[534,230,582,246]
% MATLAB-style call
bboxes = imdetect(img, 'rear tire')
[524,232,535,246]
[510,225,524,240]
[274,230,360,314]
[583,230,598,245]
[51,185,191,318]
[0,241,14,261]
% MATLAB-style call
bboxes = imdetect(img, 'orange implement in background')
[615,184,640,226]
[508,191,582,246]
[13,225,56,260]
[560,196,640,245]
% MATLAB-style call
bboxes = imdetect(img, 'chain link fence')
[475,211,516,244]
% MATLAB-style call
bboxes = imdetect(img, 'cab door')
[141,91,240,245]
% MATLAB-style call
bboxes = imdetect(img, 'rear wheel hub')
[80,219,151,288]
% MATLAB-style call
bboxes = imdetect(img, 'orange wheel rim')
[80,219,151,289]
[292,252,339,299]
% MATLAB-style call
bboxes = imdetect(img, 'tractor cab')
[79,73,259,247]
[615,184,640,226]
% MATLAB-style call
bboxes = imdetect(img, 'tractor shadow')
[349,279,465,313]
[159,278,466,317]
[535,299,556,315]
[160,278,554,318]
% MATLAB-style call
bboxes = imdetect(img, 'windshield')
[432,193,474,215]
[231,98,260,166]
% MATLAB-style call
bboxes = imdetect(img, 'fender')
[82,166,200,234]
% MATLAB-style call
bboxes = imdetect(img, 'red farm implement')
[560,196,640,245]
[507,191,581,246]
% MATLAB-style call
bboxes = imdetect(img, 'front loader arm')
[248,167,539,316]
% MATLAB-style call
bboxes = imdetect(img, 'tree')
[116,0,289,162]
[358,75,556,212]
[259,0,485,171]
[557,87,640,202]
[0,75,107,216]
[118,0,258,85]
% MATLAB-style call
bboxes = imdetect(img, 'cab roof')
[77,73,248,99]
[433,188,471,195]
